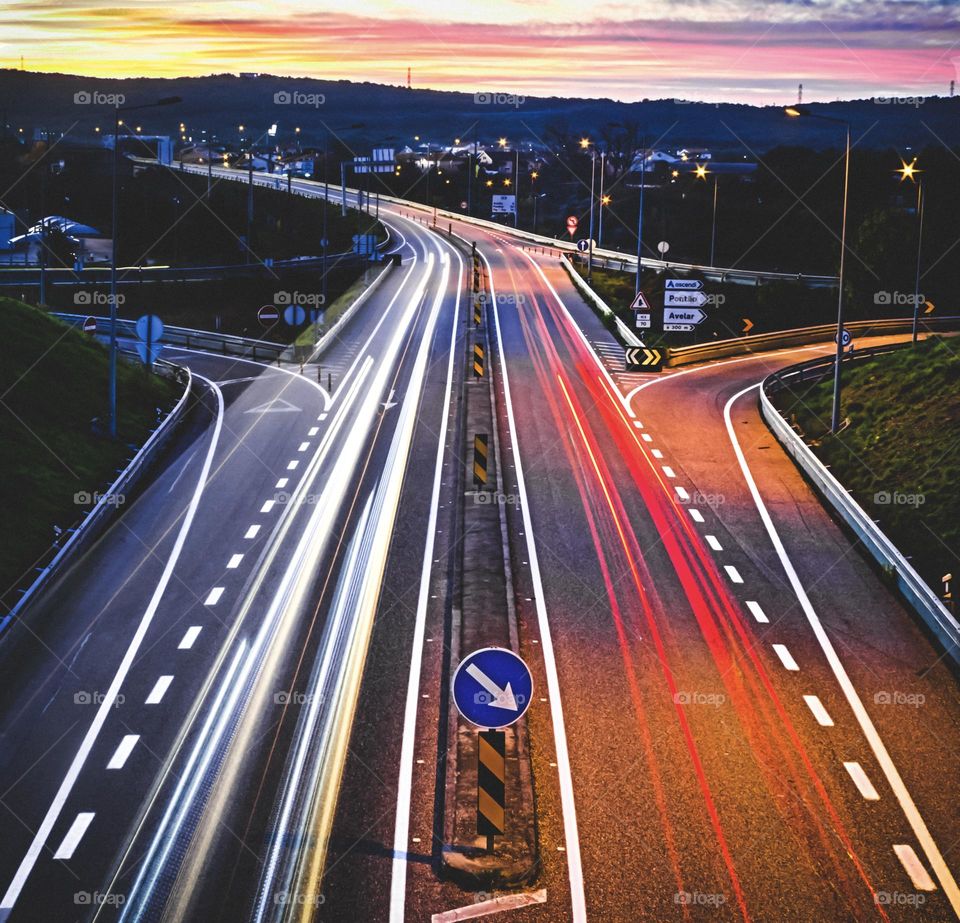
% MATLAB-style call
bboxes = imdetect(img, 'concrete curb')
[761,351,960,665]
[3,359,194,631]
[558,255,644,348]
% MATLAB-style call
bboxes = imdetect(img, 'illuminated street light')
[579,137,590,149]
[898,157,925,345]
[695,163,719,265]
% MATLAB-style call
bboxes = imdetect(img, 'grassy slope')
[772,337,960,594]
[0,299,178,610]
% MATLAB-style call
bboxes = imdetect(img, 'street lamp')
[636,137,647,297]
[786,105,851,434]
[581,138,596,281]
[109,94,181,438]
[897,158,925,345]
[694,163,719,266]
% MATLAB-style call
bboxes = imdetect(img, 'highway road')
[1,163,957,923]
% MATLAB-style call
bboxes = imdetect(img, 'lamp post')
[109,95,180,438]
[896,158,924,345]
[786,106,851,434]
[597,151,606,246]
[581,138,595,282]
[694,163,718,266]
[636,137,646,297]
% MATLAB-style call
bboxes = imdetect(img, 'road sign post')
[477,730,506,851]
[566,215,578,237]
[134,314,164,367]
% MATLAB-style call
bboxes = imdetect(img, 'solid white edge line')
[52,813,95,860]
[724,383,960,913]
[772,643,799,671]
[482,247,587,921]
[843,761,880,801]
[389,239,463,922]
[894,844,938,891]
[0,376,224,915]
[803,694,834,727]
[106,735,140,770]
[145,675,174,705]
[177,626,202,650]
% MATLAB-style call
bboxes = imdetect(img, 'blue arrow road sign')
[135,314,164,343]
[836,328,852,347]
[283,304,306,326]
[452,648,533,729]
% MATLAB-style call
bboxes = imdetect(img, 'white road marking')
[894,844,937,891]
[318,412,328,421]
[725,383,960,912]
[633,420,644,428]
[844,761,880,801]
[0,376,224,916]
[642,433,653,442]
[106,735,140,770]
[662,465,676,479]
[724,564,743,584]
[803,694,834,726]
[772,644,799,671]
[431,889,548,922]
[745,600,769,623]
[675,486,690,501]
[286,460,299,471]
[260,500,276,513]
[145,676,174,705]
[226,553,243,569]
[298,441,310,452]
[244,525,261,539]
[274,478,288,490]
[689,508,705,523]
[651,449,663,459]
[705,534,723,551]
[178,626,202,650]
[308,427,319,436]
[52,813,95,860]
[204,587,225,606]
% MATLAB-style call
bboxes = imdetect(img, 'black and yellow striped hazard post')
[473,342,485,378]
[477,729,506,851]
[473,433,488,489]
[474,293,484,327]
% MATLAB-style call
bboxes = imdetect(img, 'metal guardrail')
[761,346,960,665]
[558,254,643,347]
[3,360,194,631]
[53,312,286,361]
[666,316,960,367]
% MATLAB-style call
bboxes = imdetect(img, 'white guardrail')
[559,254,644,347]
[761,347,960,665]
[4,359,194,629]
[167,160,837,289]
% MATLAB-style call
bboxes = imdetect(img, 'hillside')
[0,299,179,611]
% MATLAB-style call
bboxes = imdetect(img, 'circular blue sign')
[452,647,533,729]
[836,328,852,347]
[135,314,164,342]
[283,304,306,326]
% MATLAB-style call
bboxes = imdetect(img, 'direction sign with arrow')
[664,291,708,308]
[664,307,706,325]
[452,648,533,729]
[625,347,663,371]
[742,317,754,335]
[664,279,703,291]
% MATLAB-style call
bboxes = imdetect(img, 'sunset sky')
[1,0,957,103]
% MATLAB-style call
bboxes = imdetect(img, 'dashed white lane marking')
[675,486,690,501]
[226,553,244,569]
[633,420,644,428]
[844,761,880,801]
[52,813,95,860]
[308,427,319,436]
[651,449,663,459]
[705,534,723,551]
[203,587,225,606]
[662,465,676,479]
[803,694,834,726]
[275,479,288,490]
[318,412,328,421]
[745,600,769,623]
[286,460,299,471]
[106,735,139,770]
[724,564,743,584]
[689,508,705,523]
[178,626,202,650]
[642,433,653,442]
[145,676,174,705]
[894,844,938,891]
[430,889,548,922]
[244,525,260,539]
[772,644,799,671]
[260,500,276,513]
[298,441,310,452]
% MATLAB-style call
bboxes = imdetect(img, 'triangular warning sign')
[630,291,651,310]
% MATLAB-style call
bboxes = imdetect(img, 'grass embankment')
[0,298,178,611]
[772,337,960,595]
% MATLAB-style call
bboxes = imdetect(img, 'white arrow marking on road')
[381,388,398,411]
[466,663,518,711]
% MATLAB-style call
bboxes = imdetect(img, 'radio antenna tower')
[407,67,411,90]
[798,82,803,105]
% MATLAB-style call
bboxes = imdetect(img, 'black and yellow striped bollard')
[477,729,506,851]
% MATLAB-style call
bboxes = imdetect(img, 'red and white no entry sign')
[82,316,97,336]
[258,305,280,325]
